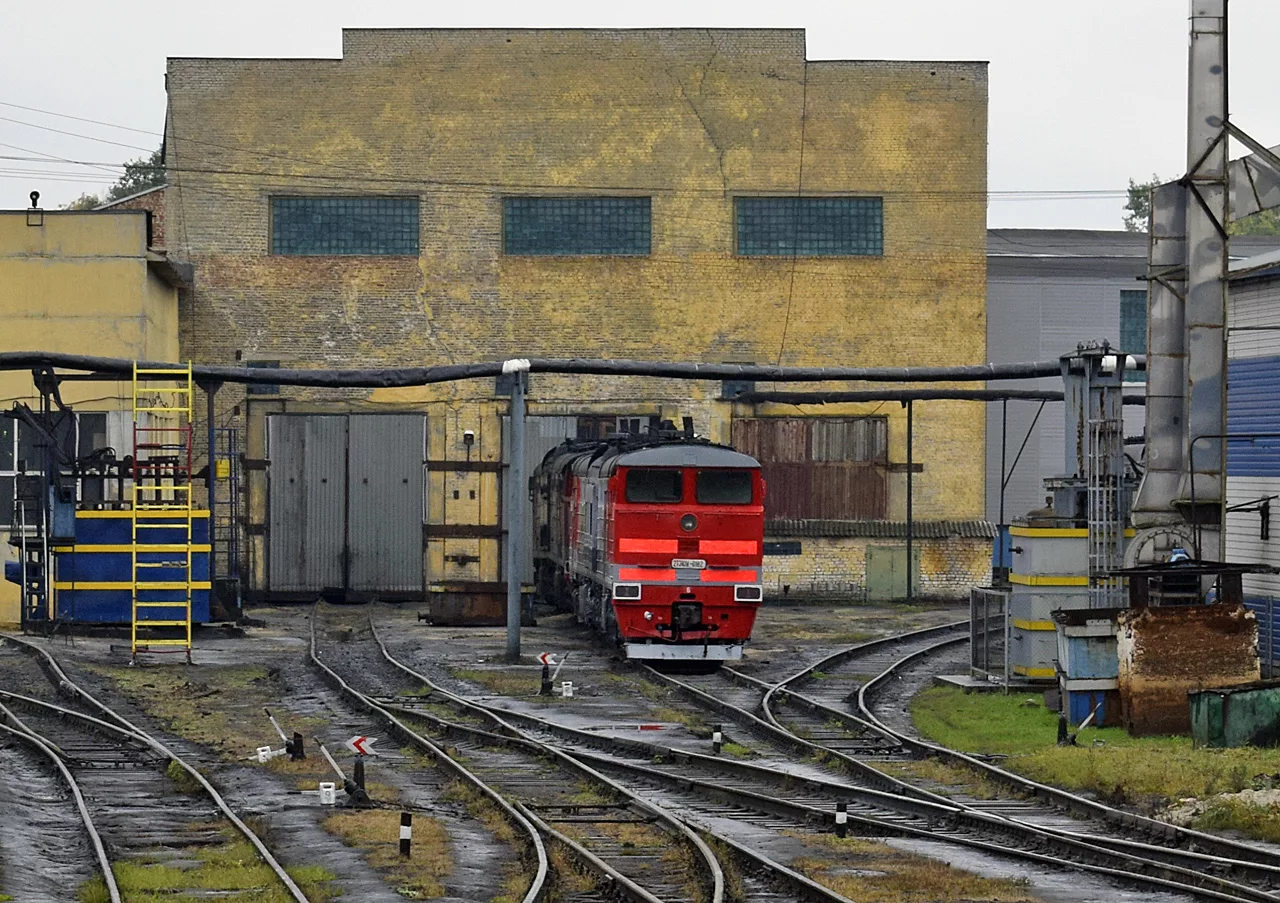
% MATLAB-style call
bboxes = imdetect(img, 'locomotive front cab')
[607,445,765,663]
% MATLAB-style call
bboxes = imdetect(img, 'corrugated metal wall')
[348,414,426,593]
[731,418,887,520]
[1227,274,1280,609]
[267,415,346,592]
[985,271,1146,521]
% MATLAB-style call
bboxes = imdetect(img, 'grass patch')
[911,686,1280,807]
[451,668,544,698]
[1190,798,1280,842]
[877,758,1002,800]
[77,831,337,902]
[86,663,327,765]
[441,781,528,902]
[720,741,755,759]
[650,705,707,733]
[324,809,450,899]
[547,845,597,896]
[705,838,748,903]
[789,833,1034,903]
[165,759,203,794]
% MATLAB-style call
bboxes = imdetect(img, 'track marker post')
[835,802,848,838]
[400,812,413,858]
[538,652,555,695]
[712,724,723,755]
[314,737,371,807]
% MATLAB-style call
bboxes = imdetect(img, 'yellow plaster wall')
[763,534,990,600]
[165,29,988,595]
[0,211,179,624]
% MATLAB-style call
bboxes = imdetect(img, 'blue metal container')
[1053,607,1124,727]
[50,511,211,624]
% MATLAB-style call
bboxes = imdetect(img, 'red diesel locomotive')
[531,431,766,665]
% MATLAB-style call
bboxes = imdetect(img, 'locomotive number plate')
[672,558,706,570]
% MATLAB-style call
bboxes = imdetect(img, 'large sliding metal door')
[348,414,425,595]
[267,415,346,593]
[267,413,425,598]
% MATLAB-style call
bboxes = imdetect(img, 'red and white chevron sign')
[538,652,557,666]
[345,735,377,756]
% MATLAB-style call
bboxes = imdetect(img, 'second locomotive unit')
[531,427,766,664]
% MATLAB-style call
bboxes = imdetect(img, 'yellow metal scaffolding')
[130,362,195,664]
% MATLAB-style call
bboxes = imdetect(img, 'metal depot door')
[348,414,426,597]
[267,413,425,599]
[267,415,346,594]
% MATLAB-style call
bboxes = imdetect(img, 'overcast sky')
[3,0,1277,229]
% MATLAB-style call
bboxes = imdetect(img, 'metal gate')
[970,586,1010,686]
[267,416,345,594]
[267,414,425,598]
[349,414,426,596]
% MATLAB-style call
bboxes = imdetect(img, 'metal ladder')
[213,427,240,585]
[1086,411,1126,608]
[130,362,195,664]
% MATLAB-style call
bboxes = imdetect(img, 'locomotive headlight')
[680,513,698,532]
[643,610,653,620]
[734,584,763,602]
[613,583,642,600]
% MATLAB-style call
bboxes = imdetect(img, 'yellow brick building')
[0,208,187,624]
[164,29,990,608]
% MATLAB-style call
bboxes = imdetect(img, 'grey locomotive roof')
[616,445,759,469]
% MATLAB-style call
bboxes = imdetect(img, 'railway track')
[366,613,1280,903]
[0,634,310,903]
[314,604,877,903]
[616,623,1280,901]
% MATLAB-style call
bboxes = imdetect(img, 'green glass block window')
[1120,289,1148,382]
[503,197,651,256]
[271,197,419,255]
[736,196,883,257]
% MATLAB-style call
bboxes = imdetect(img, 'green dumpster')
[1189,679,1280,748]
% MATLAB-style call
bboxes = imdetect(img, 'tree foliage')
[1123,175,1161,232]
[1124,173,1280,234]
[58,147,164,210]
[107,147,164,202]
[62,193,104,210]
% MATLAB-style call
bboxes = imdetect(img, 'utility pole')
[505,362,529,661]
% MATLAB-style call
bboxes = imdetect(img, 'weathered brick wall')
[763,534,990,601]
[165,29,988,593]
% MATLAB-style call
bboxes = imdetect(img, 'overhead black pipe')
[0,352,1124,389]
[738,388,1148,405]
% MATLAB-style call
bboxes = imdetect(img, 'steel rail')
[515,803,669,903]
[0,711,122,903]
[366,621,1269,903]
[352,616,729,903]
[848,631,1280,872]
[644,663,1279,902]
[747,623,1280,887]
[306,616,552,903]
[313,612,727,903]
[1,634,312,903]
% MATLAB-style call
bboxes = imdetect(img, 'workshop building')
[0,208,188,625]
[164,28,990,607]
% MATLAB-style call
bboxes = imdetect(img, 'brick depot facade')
[165,29,990,602]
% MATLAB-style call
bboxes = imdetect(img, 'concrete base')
[934,674,1043,693]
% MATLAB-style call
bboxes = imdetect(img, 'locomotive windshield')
[695,469,754,504]
[625,468,683,503]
